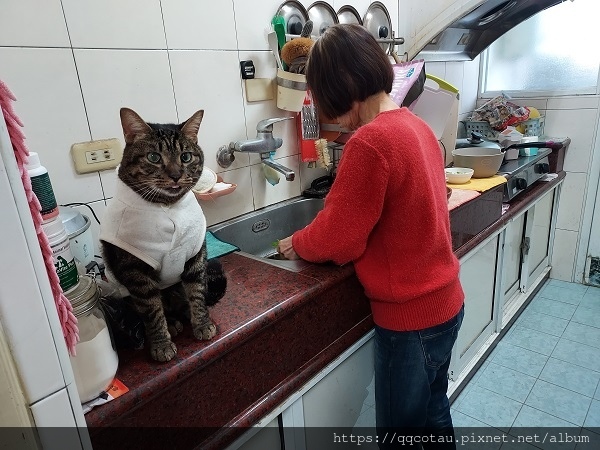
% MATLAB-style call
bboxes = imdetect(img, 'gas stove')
[497,148,551,202]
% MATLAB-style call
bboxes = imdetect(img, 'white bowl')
[445,167,474,184]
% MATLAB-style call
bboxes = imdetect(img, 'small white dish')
[445,167,474,184]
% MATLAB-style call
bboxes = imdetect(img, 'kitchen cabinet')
[233,417,282,450]
[228,335,374,450]
[449,234,500,382]
[501,188,558,327]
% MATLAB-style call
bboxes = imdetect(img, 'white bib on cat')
[100,179,206,290]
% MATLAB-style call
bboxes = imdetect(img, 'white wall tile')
[0,0,69,47]
[74,49,177,198]
[544,108,598,173]
[547,96,600,110]
[61,0,166,49]
[251,155,302,209]
[162,1,237,50]
[169,50,247,172]
[551,229,578,282]
[201,167,255,226]
[234,0,287,51]
[0,48,102,205]
[460,55,480,115]
[556,172,587,232]
[237,50,299,165]
[74,49,177,140]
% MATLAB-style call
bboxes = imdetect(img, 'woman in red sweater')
[278,24,464,448]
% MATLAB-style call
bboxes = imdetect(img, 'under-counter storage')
[449,234,500,382]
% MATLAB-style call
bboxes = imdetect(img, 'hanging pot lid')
[276,0,309,36]
[363,1,393,54]
[337,5,362,25]
[307,1,339,37]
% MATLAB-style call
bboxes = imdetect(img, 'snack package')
[470,93,530,131]
[390,59,426,107]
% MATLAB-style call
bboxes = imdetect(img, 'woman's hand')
[277,236,300,260]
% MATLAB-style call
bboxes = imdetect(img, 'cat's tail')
[206,259,227,306]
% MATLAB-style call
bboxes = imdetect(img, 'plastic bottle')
[42,216,79,293]
[26,152,59,220]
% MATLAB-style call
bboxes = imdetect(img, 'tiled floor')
[353,279,600,448]
[452,278,600,447]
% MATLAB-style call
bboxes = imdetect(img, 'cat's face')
[118,108,205,204]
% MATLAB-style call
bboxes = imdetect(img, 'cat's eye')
[180,152,193,163]
[147,152,161,163]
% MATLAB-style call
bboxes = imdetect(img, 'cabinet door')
[525,190,555,289]
[450,235,499,380]
[502,213,526,307]
[231,417,281,450]
[301,338,374,444]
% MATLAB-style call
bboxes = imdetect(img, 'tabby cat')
[99,107,226,362]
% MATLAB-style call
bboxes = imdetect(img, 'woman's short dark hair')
[306,23,394,119]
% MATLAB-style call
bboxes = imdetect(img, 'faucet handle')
[256,116,293,133]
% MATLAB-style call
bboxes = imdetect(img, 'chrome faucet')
[216,117,296,181]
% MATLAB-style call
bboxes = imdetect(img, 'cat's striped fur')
[101,108,225,362]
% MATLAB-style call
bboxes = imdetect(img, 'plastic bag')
[390,59,426,107]
[470,94,530,131]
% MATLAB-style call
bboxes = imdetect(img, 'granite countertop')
[85,172,565,449]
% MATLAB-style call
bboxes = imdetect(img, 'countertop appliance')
[417,0,566,62]
[497,147,552,201]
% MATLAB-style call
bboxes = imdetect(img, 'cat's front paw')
[193,322,217,341]
[150,341,177,362]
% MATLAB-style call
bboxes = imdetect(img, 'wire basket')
[464,116,545,140]
[518,117,545,137]
[464,120,498,139]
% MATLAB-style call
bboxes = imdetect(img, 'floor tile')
[528,297,577,320]
[515,310,569,337]
[538,284,586,305]
[476,362,536,403]
[451,409,491,428]
[500,439,540,450]
[538,358,600,398]
[561,322,600,349]
[491,342,549,378]
[525,380,592,426]
[511,405,579,450]
[456,385,523,431]
[547,279,589,295]
[584,399,600,428]
[579,289,600,312]
[571,305,600,329]
[501,326,560,356]
[596,383,600,400]
[552,338,600,372]
[577,430,600,450]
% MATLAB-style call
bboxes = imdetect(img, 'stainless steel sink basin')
[208,197,325,271]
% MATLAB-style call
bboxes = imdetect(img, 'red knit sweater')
[293,108,464,331]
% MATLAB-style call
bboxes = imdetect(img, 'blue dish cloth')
[206,231,239,260]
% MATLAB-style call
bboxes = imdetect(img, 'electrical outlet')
[71,138,123,174]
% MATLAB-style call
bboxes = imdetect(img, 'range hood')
[416,0,566,62]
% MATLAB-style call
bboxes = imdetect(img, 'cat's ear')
[120,108,152,144]
[180,110,204,143]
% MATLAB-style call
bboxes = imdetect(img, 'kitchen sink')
[208,197,325,272]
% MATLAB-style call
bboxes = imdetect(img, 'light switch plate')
[71,138,123,174]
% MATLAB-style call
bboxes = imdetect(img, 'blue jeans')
[375,306,464,449]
